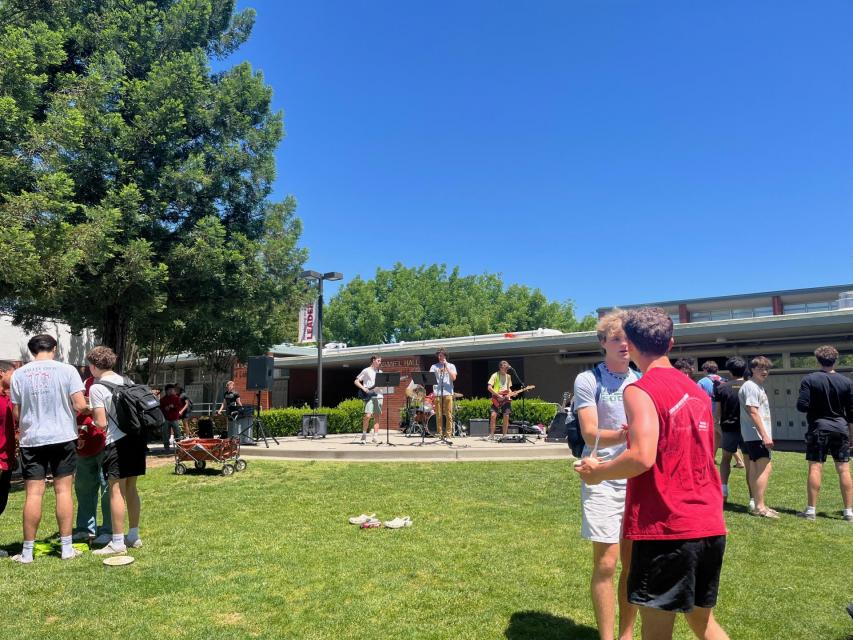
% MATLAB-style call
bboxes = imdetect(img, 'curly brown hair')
[624,307,674,356]
[86,346,117,371]
[814,345,839,367]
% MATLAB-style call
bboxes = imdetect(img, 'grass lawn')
[0,451,850,639]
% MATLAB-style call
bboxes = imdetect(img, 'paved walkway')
[227,432,572,463]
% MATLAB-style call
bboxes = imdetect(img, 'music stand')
[409,371,445,447]
[373,372,401,447]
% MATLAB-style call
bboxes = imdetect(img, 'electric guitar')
[491,385,536,408]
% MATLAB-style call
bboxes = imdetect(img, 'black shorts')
[805,430,850,464]
[20,440,78,481]
[490,402,511,417]
[720,431,743,454]
[628,535,726,613]
[743,440,771,461]
[102,434,147,480]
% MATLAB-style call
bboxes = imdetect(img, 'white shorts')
[581,479,627,544]
[363,398,383,415]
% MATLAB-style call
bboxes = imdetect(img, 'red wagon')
[174,437,247,476]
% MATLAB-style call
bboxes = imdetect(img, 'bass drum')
[425,414,438,436]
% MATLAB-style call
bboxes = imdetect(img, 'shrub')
[454,397,557,426]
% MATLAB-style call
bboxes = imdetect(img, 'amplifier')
[469,419,520,437]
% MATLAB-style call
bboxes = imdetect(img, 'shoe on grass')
[348,513,376,525]
[843,513,853,523]
[360,518,382,529]
[125,536,143,549]
[62,548,83,560]
[93,533,112,545]
[92,541,128,556]
[750,507,780,519]
[383,516,412,529]
[796,510,816,521]
[71,531,91,542]
[0,550,7,558]
[11,554,32,564]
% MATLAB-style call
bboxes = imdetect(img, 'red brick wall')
[374,356,425,430]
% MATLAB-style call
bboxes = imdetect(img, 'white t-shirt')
[10,359,85,447]
[89,372,127,445]
[356,367,383,399]
[430,362,457,396]
[739,379,772,442]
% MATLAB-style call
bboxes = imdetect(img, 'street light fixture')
[299,270,343,408]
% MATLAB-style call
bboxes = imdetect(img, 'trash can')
[228,407,254,445]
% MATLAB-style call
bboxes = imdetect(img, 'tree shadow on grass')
[505,610,598,640]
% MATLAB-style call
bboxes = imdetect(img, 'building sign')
[298,300,318,343]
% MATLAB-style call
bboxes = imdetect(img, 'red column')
[772,295,783,315]
[679,304,690,324]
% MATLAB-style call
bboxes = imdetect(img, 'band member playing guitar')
[488,361,514,439]
[354,355,383,444]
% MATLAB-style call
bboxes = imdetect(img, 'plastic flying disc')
[102,555,135,566]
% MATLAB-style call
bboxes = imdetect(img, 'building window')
[790,353,818,369]
[731,308,753,319]
[691,311,711,322]
[669,314,681,325]
[753,306,773,317]
[710,309,733,321]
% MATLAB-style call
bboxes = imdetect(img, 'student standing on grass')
[86,346,146,555]
[10,335,88,563]
[795,345,853,522]
[574,310,639,640]
[159,384,183,450]
[699,360,746,469]
[713,357,753,508]
[739,356,778,519]
[0,363,18,557]
[575,308,729,640]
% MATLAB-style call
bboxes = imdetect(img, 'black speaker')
[247,356,274,391]
[300,414,328,438]
[468,419,490,437]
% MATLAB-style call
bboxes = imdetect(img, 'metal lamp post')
[299,270,343,409]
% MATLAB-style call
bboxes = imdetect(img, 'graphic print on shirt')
[664,394,715,491]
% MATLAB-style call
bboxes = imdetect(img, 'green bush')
[399,397,558,427]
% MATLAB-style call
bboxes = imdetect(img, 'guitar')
[491,385,536,408]
[357,387,377,400]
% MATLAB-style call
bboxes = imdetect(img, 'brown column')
[772,295,783,315]
[679,304,690,324]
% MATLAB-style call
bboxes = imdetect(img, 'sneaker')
[360,434,367,444]
[383,516,412,529]
[93,533,112,545]
[348,513,377,525]
[125,536,143,549]
[11,554,33,564]
[371,436,378,444]
[0,550,7,558]
[71,531,92,542]
[92,541,128,556]
[796,510,816,521]
[843,513,853,523]
[61,548,83,560]
[360,518,381,529]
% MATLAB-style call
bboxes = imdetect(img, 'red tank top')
[622,367,726,540]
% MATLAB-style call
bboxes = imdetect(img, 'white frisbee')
[102,555,135,567]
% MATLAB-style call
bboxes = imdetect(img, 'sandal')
[750,507,780,519]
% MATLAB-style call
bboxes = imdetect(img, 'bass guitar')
[491,385,536,408]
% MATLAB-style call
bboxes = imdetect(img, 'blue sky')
[228,1,853,317]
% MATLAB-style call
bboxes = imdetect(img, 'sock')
[60,535,73,555]
[127,527,139,541]
[843,508,853,517]
[721,484,728,497]
[21,540,34,561]
[112,533,125,548]
[804,506,816,515]
[748,498,756,510]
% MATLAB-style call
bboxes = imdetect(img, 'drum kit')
[402,384,465,437]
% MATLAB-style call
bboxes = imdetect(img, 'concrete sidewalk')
[230,432,573,463]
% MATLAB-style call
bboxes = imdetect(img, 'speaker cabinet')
[468,419,490,437]
[300,414,328,438]
[247,356,274,391]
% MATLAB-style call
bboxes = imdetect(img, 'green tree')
[324,263,594,346]
[0,0,306,370]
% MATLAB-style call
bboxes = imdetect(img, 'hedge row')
[183,397,559,438]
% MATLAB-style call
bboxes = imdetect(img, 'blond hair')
[596,309,628,343]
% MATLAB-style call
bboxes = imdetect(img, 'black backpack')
[566,367,603,457]
[98,377,165,436]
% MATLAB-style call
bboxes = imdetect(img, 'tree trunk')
[101,307,129,373]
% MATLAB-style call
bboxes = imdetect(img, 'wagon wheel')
[194,460,206,470]
[175,463,187,475]
[221,464,235,476]
[235,459,247,472]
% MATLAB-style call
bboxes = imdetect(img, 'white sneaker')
[11,554,33,564]
[371,436,378,444]
[62,548,83,560]
[92,541,128,556]
[383,516,412,529]
[348,513,377,525]
[93,533,112,545]
[125,536,143,549]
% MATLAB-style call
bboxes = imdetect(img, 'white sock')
[127,527,139,541]
[21,540,34,562]
[721,484,728,497]
[748,499,756,510]
[60,535,73,555]
[804,506,816,515]
[843,508,853,517]
[112,534,126,548]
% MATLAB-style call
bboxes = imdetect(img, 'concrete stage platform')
[234,432,573,463]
